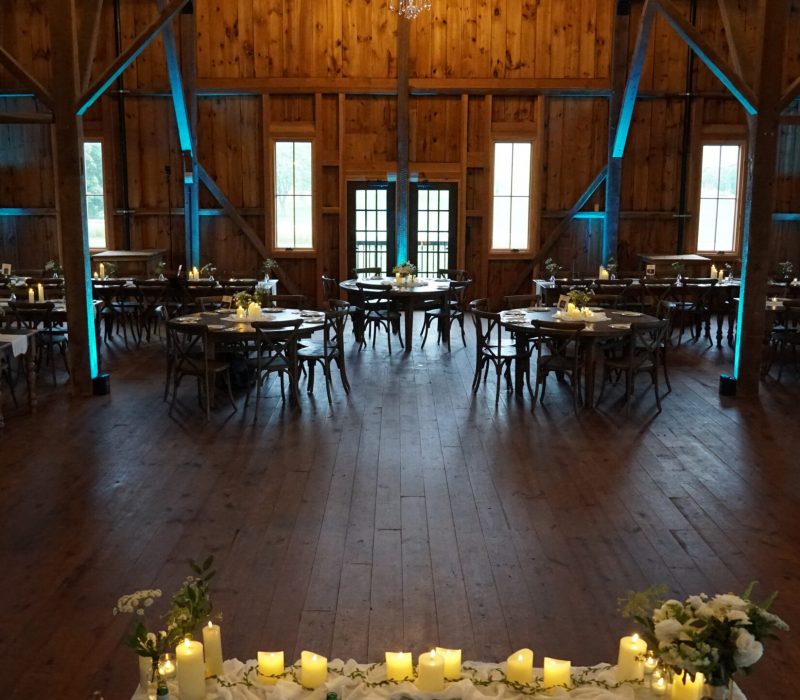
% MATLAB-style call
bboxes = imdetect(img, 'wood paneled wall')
[1,0,800,305]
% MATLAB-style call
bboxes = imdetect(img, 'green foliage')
[671,261,686,274]
[233,291,252,308]
[568,288,591,308]
[261,258,278,276]
[392,261,417,275]
[606,257,618,275]
[200,262,217,278]
[778,261,793,279]
[544,257,561,277]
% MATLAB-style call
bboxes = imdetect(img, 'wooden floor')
[1,317,799,700]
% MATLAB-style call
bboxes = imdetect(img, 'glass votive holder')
[158,653,177,680]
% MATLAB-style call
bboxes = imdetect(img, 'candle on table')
[385,651,413,682]
[28,287,34,303]
[710,264,718,278]
[599,265,609,280]
[158,653,176,679]
[435,647,461,680]
[37,283,44,301]
[643,653,657,675]
[176,637,206,700]
[247,301,262,318]
[202,621,224,677]
[416,650,445,692]
[192,266,199,280]
[93,271,99,279]
[616,633,647,682]
[566,302,576,314]
[257,651,284,685]
[652,673,667,696]
[718,268,725,280]
[505,648,534,685]
[139,655,155,691]
[300,650,327,689]
[671,670,704,700]
[99,263,105,278]
[236,305,246,319]
[543,657,571,690]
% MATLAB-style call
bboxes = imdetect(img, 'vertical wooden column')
[180,6,200,269]
[603,0,631,266]
[395,15,410,266]
[734,0,789,396]
[49,0,98,394]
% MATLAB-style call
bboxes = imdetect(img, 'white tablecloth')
[0,333,28,357]
[130,658,746,700]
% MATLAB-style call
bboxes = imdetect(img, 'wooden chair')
[93,283,142,347]
[502,294,542,310]
[420,279,471,350]
[588,293,620,309]
[353,267,383,279]
[469,303,533,404]
[261,294,308,310]
[769,300,800,381]
[596,319,670,415]
[355,282,403,353]
[245,318,304,417]
[8,301,69,385]
[437,268,468,281]
[196,295,233,312]
[166,320,235,421]
[321,275,339,301]
[135,280,169,343]
[531,319,585,414]
[298,304,351,402]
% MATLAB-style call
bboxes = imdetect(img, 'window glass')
[275,141,313,248]
[492,142,532,250]
[83,141,107,248]
[697,143,742,253]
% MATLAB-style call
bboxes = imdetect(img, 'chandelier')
[390,0,431,20]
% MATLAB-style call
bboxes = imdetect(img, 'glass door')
[409,183,457,277]
[347,182,396,275]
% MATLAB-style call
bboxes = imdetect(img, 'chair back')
[353,267,382,279]
[627,319,670,361]
[470,306,506,359]
[683,277,718,285]
[197,295,233,311]
[531,319,585,363]
[262,294,307,309]
[356,281,392,309]
[321,275,339,300]
[437,268,467,281]
[8,301,55,330]
[250,318,304,372]
[220,279,257,295]
[321,306,350,352]
[166,320,209,376]
[503,293,541,310]
[589,293,620,309]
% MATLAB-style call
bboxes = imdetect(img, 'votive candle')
[158,653,176,680]
[176,637,205,700]
[543,657,571,690]
[616,633,647,681]
[202,621,224,677]
[671,670,704,700]
[300,650,327,689]
[652,673,667,696]
[644,653,658,675]
[28,287,34,303]
[385,651,413,682]
[257,651,284,685]
[435,647,461,680]
[416,650,444,692]
[506,648,534,685]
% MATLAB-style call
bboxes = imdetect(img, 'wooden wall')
[2,0,800,306]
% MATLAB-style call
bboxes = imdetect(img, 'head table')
[130,657,745,700]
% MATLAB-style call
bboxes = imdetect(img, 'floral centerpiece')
[671,260,686,278]
[44,259,63,278]
[104,262,119,278]
[606,257,619,278]
[233,291,252,309]
[621,583,788,697]
[253,286,273,306]
[392,261,417,276]
[155,260,167,280]
[113,557,217,693]
[777,260,793,280]
[568,289,591,309]
[261,258,278,279]
[544,257,561,280]
[200,262,217,280]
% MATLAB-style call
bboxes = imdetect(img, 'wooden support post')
[395,15,410,267]
[603,0,630,266]
[179,6,199,268]
[48,0,98,395]
[735,0,790,396]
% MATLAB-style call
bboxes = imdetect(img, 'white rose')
[733,629,763,668]
[726,609,749,624]
[654,618,684,643]
[695,603,714,619]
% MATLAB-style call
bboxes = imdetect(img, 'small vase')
[138,656,159,699]
[703,679,734,700]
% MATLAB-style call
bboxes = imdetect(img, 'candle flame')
[632,633,639,642]
[183,638,191,648]
[208,621,212,628]
[429,650,436,658]
[655,677,665,688]
[312,654,317,661]
[517,654,523,662]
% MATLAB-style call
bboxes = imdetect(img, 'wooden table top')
[171,308,325,337]
[340,277,451,296]
[501,307,660,338]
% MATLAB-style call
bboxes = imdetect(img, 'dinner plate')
[262,307,287,313]
[609,323,631,330]
[174,316,200,323]
[615,311,642,317]
[527,306,549,312]
[588,306,605,312]
[206,324,227,331]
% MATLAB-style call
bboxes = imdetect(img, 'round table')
[501,306,660,407]
[171,307,325,342]
[339,277,451,352]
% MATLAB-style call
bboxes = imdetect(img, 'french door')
[347,182,396,275]
[409,182,457,277]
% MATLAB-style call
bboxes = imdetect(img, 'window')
[274,140,313,249]
[492,141,532,250]
[83,141,107,248]
[697,143,743,253]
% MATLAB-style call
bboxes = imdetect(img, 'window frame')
[489,139,535,255]
[693,139,747,257]
[271,138,315,252]
[82,138,110,251]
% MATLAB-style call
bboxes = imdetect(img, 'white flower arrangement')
[622,584,788,688]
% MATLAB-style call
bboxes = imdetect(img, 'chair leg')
[335,357,351,393]
[661,347,672,393]
[494,362,502,405]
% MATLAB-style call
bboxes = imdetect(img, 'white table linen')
[0,333,28,357]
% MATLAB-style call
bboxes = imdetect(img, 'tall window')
[492,141,532,250]
[697,143,743,253]
[274,140,313,249]
[83,141,107,248]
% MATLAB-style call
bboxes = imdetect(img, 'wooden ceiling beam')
[717,0,752,85]
[77,0,105,92]
[76,0,190,116]
[0,47,54,110]
[656,0,757,115]
[0,112,53,124]
[778,75,800,114]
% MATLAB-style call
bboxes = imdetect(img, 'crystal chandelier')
[390,0,431,20]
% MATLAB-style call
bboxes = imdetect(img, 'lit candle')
[300,650,327,689]
[718,268,725,280]
[434,647,461,680]
[710,264,718,278]
[566,302,576,314]
[93,271,99,279]
[671,670,704,700]
[139,655,155,692]
[644,653,658,675]
[543,657,571,690]
[385,651,413,682]
[176,637,206,700]
[192,266,199,280]
[416,650,445,692]
[652,673,667,696]
[395,273,402,285]
[616,633,647,682]
[99,262,105,278]
[257,651,284,685]
[247,301,261,318]
[236,305,246,319]
[37,283,44,301]
[158,654,176,680]
[28,287,34,303]
[202,621,224,677]
[599,265,609,280]
[505,648,534,685]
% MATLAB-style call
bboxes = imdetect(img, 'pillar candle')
[385,651,413,682]
[599,266,609,280]
[37,283,44,301]
[543,657,571,690]
[93,271,99,279]
[247,301,261,318]
[300,650,327,689]
[718,268,725,281]
[257,651,284,685]
[28,287,34,303]
[236,306,246,319]
[616,633,647,682]
[139,655,155,691]
[192,266,199,280]
[710,264,718,278]
[395,273,402,285]
[566,302,576,314]
[671,671,704,700]
[434,647,461,680]
[202,621,224,677]
[505,648,534,685]
[99,263,105,278]
[176,638,206,700]
[416,650,444,692]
